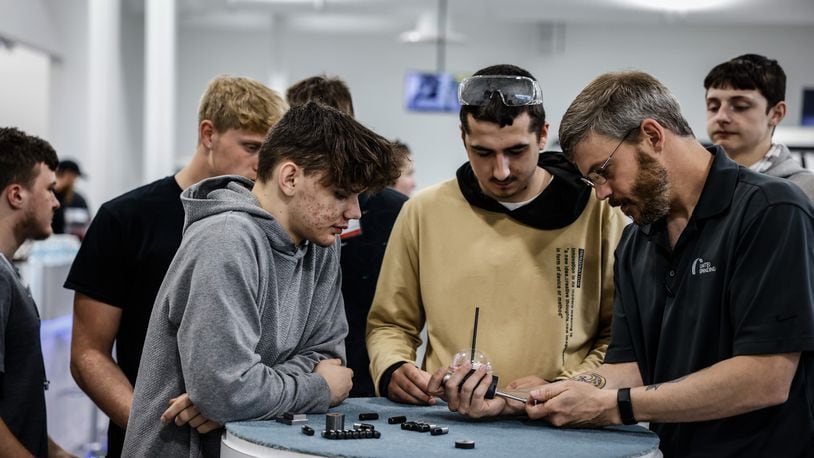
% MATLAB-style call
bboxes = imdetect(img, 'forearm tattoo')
[645,375,688,391]
[571,372,607,389]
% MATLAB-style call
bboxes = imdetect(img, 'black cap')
[58,159,83,177]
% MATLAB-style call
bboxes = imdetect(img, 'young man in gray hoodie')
[705,53,814,200]
[122,102,406,457]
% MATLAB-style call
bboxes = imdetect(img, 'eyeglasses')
[458,75,543,107]
[580,128,637,188]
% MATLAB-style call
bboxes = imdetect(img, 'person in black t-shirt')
[51,159,91,239]
[286,75,409,397]
[65,76,288,457]
[339,188,406,396]
[0,127,74,457]
[524,71,814,457]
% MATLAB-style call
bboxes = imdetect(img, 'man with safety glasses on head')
[367,64,627,418]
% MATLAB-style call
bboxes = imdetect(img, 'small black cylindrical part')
[373,430,381,439]
[302,425,315,436]
[325,412,344,431]
[388,415,407,424]
[358,412,379,421]
[455,439,475,449]
[485,375,499,399]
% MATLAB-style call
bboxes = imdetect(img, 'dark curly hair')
[704,54,786,112]
[0,127,58,190]
[459,64,546,138]
[257,102,406,193]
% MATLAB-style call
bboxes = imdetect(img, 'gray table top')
[225,397,660,457]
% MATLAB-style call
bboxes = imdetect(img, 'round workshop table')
[222,397,660,457]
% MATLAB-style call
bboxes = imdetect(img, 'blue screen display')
[404,72,461,113]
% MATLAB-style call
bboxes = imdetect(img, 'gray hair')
[558,71,694,160]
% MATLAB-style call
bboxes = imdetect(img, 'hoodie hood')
[765,144,812,180]
[181,175,302,255]
[456,151,591,230]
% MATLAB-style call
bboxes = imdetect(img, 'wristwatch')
[617,388,637,425]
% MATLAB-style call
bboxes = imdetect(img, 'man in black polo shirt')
[525,71,814,457]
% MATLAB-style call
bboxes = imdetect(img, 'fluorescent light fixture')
[399,10,465,44]
[228,0,326,7]
[616,0,740,13]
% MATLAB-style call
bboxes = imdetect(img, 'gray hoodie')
[763,144,814,201]
[122,175,347,457]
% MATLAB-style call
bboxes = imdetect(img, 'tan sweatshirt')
[367,178,628,393]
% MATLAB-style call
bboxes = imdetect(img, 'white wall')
[4,5,814,200]
[0,0,62,57]
[0,44,51,138]
[1,0,145,211]
[48,0,89,176]
[176,21,814,191]
[539,23,814,146]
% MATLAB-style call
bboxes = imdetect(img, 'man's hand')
[387,364,435,405]
[526,380,619,427]
[428,363,520,419]
[314,359,353,407]
[160,393,222,434]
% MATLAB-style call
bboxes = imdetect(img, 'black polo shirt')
[605,145,814,457]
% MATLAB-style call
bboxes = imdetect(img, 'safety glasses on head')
[458,75,543,107]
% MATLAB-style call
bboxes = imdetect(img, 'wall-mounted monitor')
[802,88,814,126]
[404,71,463,113]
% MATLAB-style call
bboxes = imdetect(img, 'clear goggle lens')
[458,75,543,106]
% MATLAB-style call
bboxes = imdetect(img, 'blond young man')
[65,75,288,457]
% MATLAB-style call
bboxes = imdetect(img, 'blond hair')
[198,75,288,134]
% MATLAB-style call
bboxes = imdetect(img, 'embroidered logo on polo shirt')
[691,258,717,275]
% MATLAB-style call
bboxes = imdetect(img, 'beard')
[609,150,670,226]
[16,206,53,242]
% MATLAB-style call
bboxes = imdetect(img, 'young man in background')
[705,53,814,200]
[286,74,409,397]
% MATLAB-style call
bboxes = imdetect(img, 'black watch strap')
[617,388,637,425]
